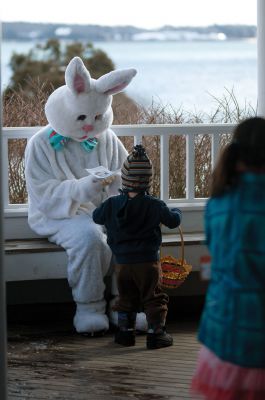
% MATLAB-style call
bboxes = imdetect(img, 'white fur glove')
[71,175,103,203]
[105,171,122,197]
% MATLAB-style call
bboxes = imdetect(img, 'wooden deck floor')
[7,316,201,400]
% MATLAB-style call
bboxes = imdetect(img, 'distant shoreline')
[3,21,257,43]
[2,37,257,43]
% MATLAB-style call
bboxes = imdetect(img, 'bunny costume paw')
[108,298,148,332]
[135,312,148,332]
[74,302,109,334]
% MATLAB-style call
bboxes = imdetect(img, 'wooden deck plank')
[7,319,201,400]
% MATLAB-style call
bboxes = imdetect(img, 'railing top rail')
[2,123,236,138]
[2,126,42,139]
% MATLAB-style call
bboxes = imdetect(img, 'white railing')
[2,123,235,214]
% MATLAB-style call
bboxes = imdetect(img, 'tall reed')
[3,82,256,203]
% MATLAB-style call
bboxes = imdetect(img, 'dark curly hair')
[210,117,265,197]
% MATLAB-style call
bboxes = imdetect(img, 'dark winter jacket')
[199,173,265,368]
[92,192,182,264]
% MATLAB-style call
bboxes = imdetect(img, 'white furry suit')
[25,126,127,332]
[24,57,148,333]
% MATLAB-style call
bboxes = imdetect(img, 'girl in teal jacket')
[191,117,265,400]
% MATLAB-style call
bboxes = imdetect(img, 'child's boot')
[114,311,136,347]
[146,324,173,350]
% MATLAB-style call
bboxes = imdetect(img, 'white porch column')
[257,0,265,116]
[0,24,8,400]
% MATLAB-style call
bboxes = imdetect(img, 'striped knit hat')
[121,144,152,192]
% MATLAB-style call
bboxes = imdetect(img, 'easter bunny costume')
[25,57,147,333]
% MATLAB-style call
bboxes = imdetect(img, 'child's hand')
[100,175,116,186]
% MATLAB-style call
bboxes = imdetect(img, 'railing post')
[160,134,169,201]
[186,132,195,201]
[211,132,220,170]
[2,135,10,209]
[257,0,265,116]
[0,22,8,400]
[134,134,142,146]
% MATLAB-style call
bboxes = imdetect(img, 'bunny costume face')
[24,57,148,334]
[45,57,136,141]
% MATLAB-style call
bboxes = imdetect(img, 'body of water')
[2,39,257,113]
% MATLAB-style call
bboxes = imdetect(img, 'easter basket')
[160,226,192,290]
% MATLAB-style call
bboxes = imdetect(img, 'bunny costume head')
[25,57,147,334]
[45,56,136,141]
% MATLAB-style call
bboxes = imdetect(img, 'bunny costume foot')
[108,298,148,332]
[25,57,137,333]
[74,302,109,334]
[135,312,148,332]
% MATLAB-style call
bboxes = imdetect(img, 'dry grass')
[3,82,256,203]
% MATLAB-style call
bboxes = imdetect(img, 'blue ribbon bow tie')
[48,130,98,152]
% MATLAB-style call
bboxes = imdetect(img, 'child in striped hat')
[121,144,153,193]
[93,144,182,349]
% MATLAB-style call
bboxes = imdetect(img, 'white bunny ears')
[65,56,137,96]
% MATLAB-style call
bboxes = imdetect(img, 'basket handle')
[160,225,185,267]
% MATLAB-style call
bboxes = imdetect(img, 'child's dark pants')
[113,261,169,326]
